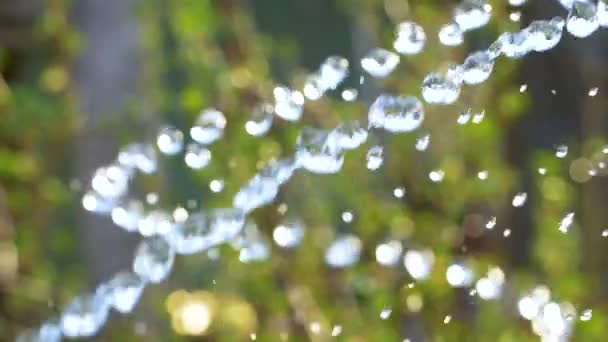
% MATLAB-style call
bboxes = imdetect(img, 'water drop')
[366,145,384,170]
[318,55,349,91]
[566,1,599,38]
[190,109,226,144]
[520,84,528,93]
[599,0,608,27]
[368,95,425,132]
[588,87,598,96]
[325,235,362,268]
[496,31,533,59]
[361,48,400,78]
[415,134,430,151]
[168,213,214,254]
[233,175,279,214]
[137,210,174,237]
[486,216,497,229]
[438,23,464,46]
[274,86,304,122]
[118,143,157,174]
[503,228,512,237]
[331,325,342,337]
[602,229,608,237]
[273,220,304,248]
[106,272,146,314]
[538,167,547,175]
[329,121,368,150]
[379,308,392,320]
[341,211,354,223]
[443,315,452,324]
[394,22,426,55]
[462,51,494,84]
[510,11,521,22]
[246,103,273,136]
[422,73,461,104]
[526,17,565,52]
[209,179,224,193]
[156,126,183,155]
[60,288,110,338]
[477,170,488,180]
[184,143,211,169]
[580,309,592,321]
[393,187,406,198]
[558,212,574,233]
[375,240,403,266]
[446,264,473,287]
[556,144,568,158]
[454,0,492,32]
[509,0,526,6]
[296,127,344,174]
[512,192,528,207]
[457,109,471,124]
[404,249,434,280]
[341,88,358,101]
[111,201,144,232]
[429,169,445,183]
[518,296,540,320]
[472,110,485,124]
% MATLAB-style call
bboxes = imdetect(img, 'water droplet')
[380,308,393,320]
[137,210,174,237]
[106,272,146,314]
[309,322,321,334]
[296,127,344,174]
[331,325,342,337]
[111,201,144,232]
[446,264,473,287]
[368,95,425,132]
[457,109,471,124]
[503,228,512,237]
[394,187,406,198]
[118,143,157,174]
[82,190,115,213]
[580,309,592,321]
[462,51,494,84]
[416,134,430,151]
[366,145,384,170]
[526,17,565,52]
[486,216,497,229]
[538,167,547,175]
[318,55,349,91]
[361,48,400,78]
[156,126,183,155]
[556,144,568,158]
[274,86,304,121]
[329,121,368,150]
[133,236,175,283]
[146,192,159,205]
[60,288,110,338]
[273,220,304,248]
[246,103,273,136]
[443,315,452,324]
[602,229,608,237]
[91,164,130,199]
[209,179,224,193]
[341,88,358,101]
[588,87,598,96]
[454,0,492,32]
[476,268,504,300]
[341,211,354,223]
[496,31,533,59]
[422,73,461,104]
[208,208,246,243]
[184,143,211,169]
[259,158,297,185]
[375,240,403,266]
[438,23,464,46]
[168,213,213,254]
[238,232,270,263]
[190,109,226,145]
[558,212,574,233]
[478,170,488,180]
[325,235,362,268]
[472,110,485,124]
[429,169,445,183]
[510,11,522,22]
[518,296,540,320]
[394,22,426,55]
[509,0,526,6]
[233,175,279,214]
[404,249,434,280]
[512,192,528,207]
[520,84,528,93]
[566,1,599,38]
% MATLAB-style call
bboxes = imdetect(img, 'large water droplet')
[274,86,304,121]
[454,0,492,32]
[156,126,184,155]
[526,18,565,52]
[404,249,434,280]
[133,236,175,283]
[319,55,349,90]
[246,103,273,136]
[566,1,599,38]
[325,235,362,268]
[375,240,403,266]
[368,95,425,132]
[438,23,464,46]
[296,127,344,174]
[461,51,494,85]
[190,109,227,145]
[361,48,400,78]
[394,22,426,55]
[422,73,461,104]
[496,31,533,59]
[184,143,211,169]
[328,121,368,150]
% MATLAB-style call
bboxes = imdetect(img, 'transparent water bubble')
[496,31,533,59]
[168,213,214,254]
[274,86,305,121]
[394,21,426,55]
[457,109,471,124]
[375,240,403,266]
[209,179,224,193]
[328,121,368,150]
[454,0,492,32]
[303,73,325,101]
[82,190,115,213]
[379,308,392,320]
[319,55,349,90]
[341,88,358,101]
[17,322,62,342]
[273,220,304,248]
[246,103,273,136]
[133,236,175,283]
[91,164,131,200]
[366,145,384,170]
[325,235,362,268]
[184,143,211,170]
[361,48,400,78]
[111,200,144,232]
[518,296,541,320]
[60,288,110,338]
[190,108,227,144]
[138,210,174,237]
[233,175,279,214]
[438,23,464,46]
[588,87,599,96]
[404,249,434,280]
[599,0,608,27]
[421,73,461,104]
[368,95,425,132]
[476,277,502,300]
[415,134,430,151]
[526,17,565,52]
[512,192,528,207]
[429,169,445,183]
[559,212,574,233]
[259,158,297,185]
[446,264,473,287]
[208,208,246,243]
[118,143,157,174]
[106,272,146,314]
[462,51,494,85]
[566,1,599,38]
[556,144,568,158]
[296,127,344,174]
[156,126,184,155]
[393,186,406,198]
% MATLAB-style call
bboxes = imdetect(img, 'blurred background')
[1,0,608,340]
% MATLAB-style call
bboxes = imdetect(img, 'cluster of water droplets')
[19,0,608,340]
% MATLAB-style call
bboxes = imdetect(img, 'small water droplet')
[380,308,393,320]
[361,48,400,78]
[366,146,384,170]
[556,144,568,158]
[512,192,527,207]
[429,169,445,183]
[580,309,592,321]
[588,87,599,96]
